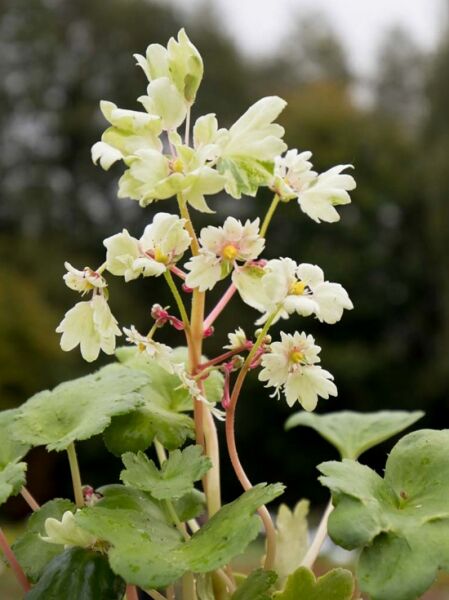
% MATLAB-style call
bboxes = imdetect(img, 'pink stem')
[0,526,30,592]
[170,264,187,280]
[20,487,40,512]
[126,584,139,600]
[197,347,246,371]
[204,283,237,330]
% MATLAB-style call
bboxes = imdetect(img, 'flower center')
[290,350,304,364]
[171,158,184,173]
[290,280,306,295]
[222,244,238,261]
[154,248,169,264]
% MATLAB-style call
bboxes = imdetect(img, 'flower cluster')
[56,29,356,414]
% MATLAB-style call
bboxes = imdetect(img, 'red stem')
[225,365,277,569]
[20,487,40,512]
[197,346,246,371]
[126,584,139,600]
[0,526,30,592]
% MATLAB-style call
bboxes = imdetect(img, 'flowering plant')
[1,30,446,600]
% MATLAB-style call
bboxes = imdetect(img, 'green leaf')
[0,460,27,507]
[273,500,309,580]
[103,405,195,455]
[13,499,75,582]
[105,347,223,453]
[12,364,148,451]
[273,566,354,600]
[0,409,30,506]
[25,547,125,600]
[286,410,424,459]
[232,569,277,600]
[76,483,284,589]
[217,157,274,199]
[121,446,211,500]
[173,489,205,521]
[319,429,449,600]
[0,409,30,466]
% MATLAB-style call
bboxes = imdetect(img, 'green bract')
[273,567,354,600]
[12,364,149,451]
[134,29,204,103]
[13,499,75,583]
[273,500,309,581]
[120,445,211,499]
[0,409,30,505]
[286,410,424,459]
[75,483,284,589]
[319,429,449,600]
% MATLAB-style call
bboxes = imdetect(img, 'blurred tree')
[374,26,428,126]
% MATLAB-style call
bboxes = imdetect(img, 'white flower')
[273,150,316,200]
[123,325,175,374]
[215,96,288,199]
[217,97,287,162]
[56,294,121,362]
[91,100,163,170]
[134,29,203,103]
[224,327,248,351]
[41,511,96,549]
[273,149,356,223]
[104,213,191,282]
[118,145,225,211]
[234,258,353,325]
[259,331,337,410]
[63,262,107,295]
[185,217,265,291]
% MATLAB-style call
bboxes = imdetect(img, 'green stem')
[164,270,191,333]
[146,589,167,600]
[260,193,281,237]
[225,311,279,570]
[182,572,197,600]
[66,442,84,508]
[301,499,333,569]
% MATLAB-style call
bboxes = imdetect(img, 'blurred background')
[1,0,449,595]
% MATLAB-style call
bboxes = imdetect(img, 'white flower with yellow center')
[104,213,191,282]
[123,325,175,374]
[259,331,337,410]
[56,294,121,362]
[184,217,265,291]
[273,149,356,223]
[224,327,248,351]
[41,511,96,549]
[63,262,107,295]
[234,258,353,325]
[118,144,225,211]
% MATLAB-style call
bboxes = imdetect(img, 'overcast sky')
[170,0,446,74]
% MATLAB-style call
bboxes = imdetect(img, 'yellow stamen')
[290,281,306,295]
[171,158,184,173]
[222,244,238,261]
[154,248,169,264]
[290,350,304,364]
